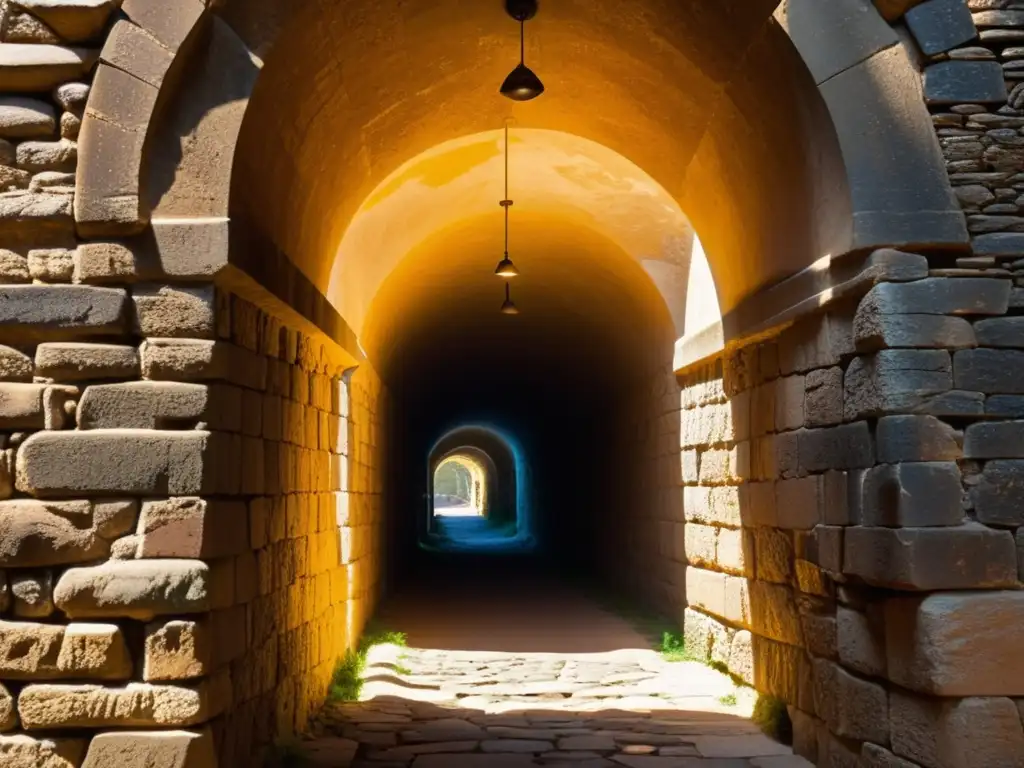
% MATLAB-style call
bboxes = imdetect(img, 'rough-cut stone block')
[886,591,1024,696]
[857,277,1010,316]
[803,367,843,427]
[0,735,86,767]
[11,570,53,618]
[750,581,802,645]
[131,285,215,339]
[16,139,75,173]
[837,605,886,678]
[14,0,118,43]
[16,430,217,497]
[140,339,267,391]
[144,620,213,682]
[82,729,217,768]
[799,422,875,472]
[775,375,804,432]
[0,345,32,381]
[54,559,215,620]
[34,342,138,380]
[876,415,961,462]
[891,693,1024,768]
[905,0,978,55]
[854,312,976,352]
[0,619,130,680]
[845,350,952,419]
[0,682,13,731]
[813,659,889,745]
[0,45,97,91]
[18,674,230,729]
[0,285,125,340]
[0,499,134,567]
[137,497,248,559]
[755,528,793,584]
[0,96,56,138]
[975,317,1024,348]
[972,460,1024,526]
[0,383,62,429]
[859,462,964,527]
[964,421,1024,458]
[973,232,1024,256]
[77,381,234,430]
[845,523,1017,589]
[955,349,1024,394]
[775,476,821,530]
[924,60,1007,104]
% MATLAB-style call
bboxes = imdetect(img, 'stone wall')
[0,277,388,766]
[674,248,1024,767]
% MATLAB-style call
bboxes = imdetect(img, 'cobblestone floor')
[295,567,809,767]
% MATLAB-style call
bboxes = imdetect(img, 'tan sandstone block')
[82,729,217,768]
[0,734,86,768]
[0,382,68,429]
[0,619,131,680]
[137,497,248,559]
[16,429,215,497]
[144,619,210,682]
[0,499,133,567]
[54,559,214,620]
[13,0,118,42]
[0,345,32,381]
[18,673,231,729]
[35,342,139,380]
[131,285,215,339]
[0,682,15,731]
[11,569,54,617]
[0,619,63,678]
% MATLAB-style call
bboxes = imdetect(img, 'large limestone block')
[0,682,15,731]
[858,462,964,527]
[77,381,236,430]
[845,350,953,419]
[0,735,86,767]
[0,619,131,680]
[12,0,118,42]
[0,96,56,138]
[885,591,1024,696]
[0,345,32,381]
[0,499,135,567]
[812,659,889,744]
[0,285,126,339]
[891,693,1024,768]
[35,342,139,380]
[18,674,230,729]
[131,285,215,339]
[0,383,58,429]
[140,339,267,390]
[54,559,215,620]
[0,44,96,91]
[16,429,215,497]
[82,729,217,768]
[137,497,249,559]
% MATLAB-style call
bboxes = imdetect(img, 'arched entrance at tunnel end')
[22,0,1023,766]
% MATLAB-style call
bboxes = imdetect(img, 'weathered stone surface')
[16,138,76,172]
[0,619,130,679]
[77,381,233,430]
[0,191,72,238]
[906,0,977,55]
[812,659,888,744]
[0,735,86,767]
[803,367,843,427]
[0,285,126,340]
[0,499,132,567]
[955,348,1024,394]
[749,581,802,645]
[16,429,216,497]
[858,462,964,527]
[844,523,1017,589]
[0,96,56,138]
[131,285,216,339]
[973,232,1024,255]
[140,339,267,391]
[27,247,74,281]
[18,674,230,729]
[837,605,886,678]
[860,743,919,768]
[886,591,1024,695]
[924,60,1008,104]
[972,460,1024,525]
[0,248,29,280]
[0,383,64,429]
[876,415,961,462]
[144,620,212,682]
[799,422,875,472]
[857,277,1010,316]
[975,316,1024,347]
[35,342,139,380]
[854,312,976,351]
[54,559,217,620]
[0,45,97,91]
[0,345,32,381]
[775,476,821,530]
[14,0,117,42]
[891,693,1024,768]
[0,682,15,731]
[988,395,1024,417]
[964,421,1024,459]
[755,528,793,584]
[82,729,218,768]
[137,497,248,559]
[845,350,952,419]
[11,570,54,618]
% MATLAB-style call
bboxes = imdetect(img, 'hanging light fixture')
[500,0,544,101]
[500,282,520,315]
[495,120,520,279]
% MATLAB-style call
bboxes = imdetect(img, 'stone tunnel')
[1,0,1024,766]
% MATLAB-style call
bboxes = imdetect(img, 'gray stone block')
[804,367,844,426]
[924,60,1008,104]
[886,591,1024,696]
[905,0,978,55]
[857,278,1010,316]
[972,460,1024,526]
[812,658,889,744]
[972,232,1024,256]
[799,422,875,472]
[954,348,1024,394]
[0,285,126,340]
[776,476,821,530]
[837,605,886,678]
[963,421,1024,459]
[908,389,985,416]
[845,350,953,419]
[854,312,976,351]
[860,462,964,527]
[987,395,1024,417]
[844,522,1017,589]
[876,415,961,462]
[861,744,921,768]
[975,317,1024,348]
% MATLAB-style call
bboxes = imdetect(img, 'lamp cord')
[520,20,525,64]
[504,120,510,255]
